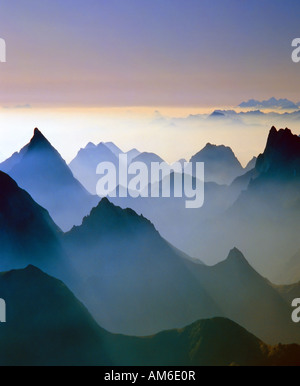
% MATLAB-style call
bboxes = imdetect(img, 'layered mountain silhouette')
[0,265,299,366]
[189,143,244,185]
[111,174,241,253]
[69,142,119,194]
[64,197,220,336]
[186,248,300,344]
[239,97,299,110]
[0,128,98,231]
[69,141,141,194]
[0,265,112,365]
[177,127,300,283]
[63,198,300,344]
[244,156,257,172]
[0,170,62,273]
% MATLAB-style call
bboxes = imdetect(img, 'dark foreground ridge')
[0,265,299,366]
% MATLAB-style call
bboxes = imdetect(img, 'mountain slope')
[185,248,300,344]
[190,143,244,185]
[64,198,220,336]
[64,199,299,344]
[69,141,141,193]
[0,128,97,231]
[0,171,62,273]
[69,142,119,194]
[1,265,299,366]
[183,127,300,282]
[0,265,112,366]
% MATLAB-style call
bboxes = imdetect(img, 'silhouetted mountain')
[112,317,300,366]
[69,141,141,193]
[64,198,300,344]
[239,98,299,110]
[69,141,119,194]
[0,265,112,365]
[244,156,257,172]
[1,265,299,366]
[64,197,220,336]
[0,171,62,273]
[186,248,300,344]
[190,143,244,185]
[256,126,300,178]
[111,173,241,254]
[127,148,141,163]
[131,151,165,167]
[0,129,97,231]
[185,127,300,283]
[103,141,123,157]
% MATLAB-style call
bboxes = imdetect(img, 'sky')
[0,0,300,163]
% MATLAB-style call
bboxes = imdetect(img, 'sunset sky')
[0,0,300,164]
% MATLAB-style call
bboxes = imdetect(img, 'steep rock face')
[184,127,300,283]
[0,171,62,272]
[0,128,98,231]
[256,127,300,178]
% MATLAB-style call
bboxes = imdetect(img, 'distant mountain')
[64,198,300,344]
[188,248,300,345]
[131,151,165,167]
[185,126,300,283]
[64,197,220,336]
[189,143,244,185]
[111,173,241,254]
[0,128,97,231]
[244,156,257,172]
[1,265,299,366]
[69,142,119,194]
[239,98,299,110]
[102,141,123,157]
[127,148,141,163]
[69,141,141,193]
[0,171,63,274]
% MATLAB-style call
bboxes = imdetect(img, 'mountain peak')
[29,128,52,149]
[256,126,300,176]
[68,197,156,238]
[226,248,250,266]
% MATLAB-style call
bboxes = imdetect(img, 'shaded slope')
[0,171,62,273]
[64,198,220,336]
[0,265,299,366]
[0,128,97,231]
[190,143,244,185]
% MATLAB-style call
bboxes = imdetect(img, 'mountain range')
[190,143,244,185]
[69,141,141,194]
[62,197,300,345]
[0,125,300,364]
[0,264,299,366]
[239,97,299,110]
[0,170,63,275]
[0,128,98,231]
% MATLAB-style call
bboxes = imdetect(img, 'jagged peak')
[69,197,156,234]
[29,128,52,148]
[225,247,250,266]
[85,142,96,149]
